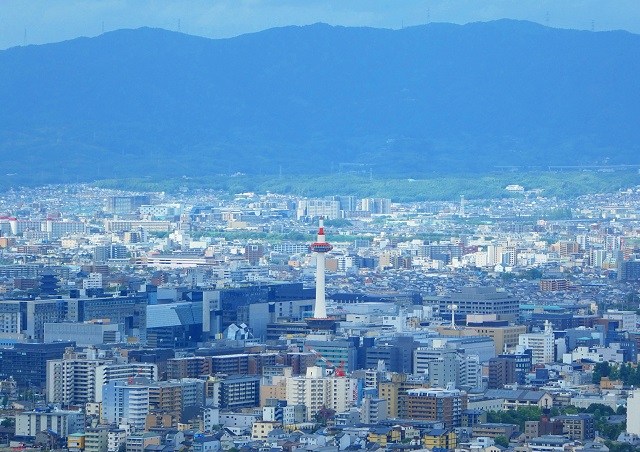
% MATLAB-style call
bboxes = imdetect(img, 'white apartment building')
[107,429,128,452]
[519,321,554,365]
[627,389,640,436]
[15,409,84,438]
[285,366,355,420]
[296,200,340,220]
[47,349,157,406]
[102,381,149,431]
[83,272,103,289]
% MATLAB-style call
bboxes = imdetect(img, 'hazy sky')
[1,0,638,50]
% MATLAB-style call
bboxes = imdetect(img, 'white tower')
[447,304,458,329]
[310,218,333,319]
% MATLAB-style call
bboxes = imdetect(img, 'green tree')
[487,407,542,431]
[1,418,14,428]
[494,435,509,447]
[592,361,611,384]
[604,440,636,452]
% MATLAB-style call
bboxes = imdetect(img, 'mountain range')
[0,20,639,185]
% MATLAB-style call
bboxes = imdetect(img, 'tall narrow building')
[306,218,335,332]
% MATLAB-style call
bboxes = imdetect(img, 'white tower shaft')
[314,252,327,318]
[310,218,332,319]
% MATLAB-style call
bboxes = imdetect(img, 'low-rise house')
[421,428,457,450]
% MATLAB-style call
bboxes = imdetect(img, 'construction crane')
[304,344,346,377]
[128,367,145,384]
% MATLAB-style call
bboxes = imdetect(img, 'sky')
[1,0,639,50]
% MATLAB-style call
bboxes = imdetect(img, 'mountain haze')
[0,20,639,184]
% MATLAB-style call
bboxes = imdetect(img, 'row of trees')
[592,361,640,387]
[93,170,640,203]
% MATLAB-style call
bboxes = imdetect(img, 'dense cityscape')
[0,182,638,452]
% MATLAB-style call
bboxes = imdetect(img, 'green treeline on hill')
[92,171,640,202]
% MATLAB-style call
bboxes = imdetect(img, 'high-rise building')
[618,255,640,281]
[84,427,110,452]
[519,321,554,365]
[47,348,158,406]
[296,200,340,220]
[361,198,391,214]
[102,381,150,430]
[428,353,481,390]
[378,373,429,418]
[285,366,355,420]
[627,389,640,436]
[361,394,388,424]
[244,244,264,264]
[207,375,261,410]
[488,357,516,389]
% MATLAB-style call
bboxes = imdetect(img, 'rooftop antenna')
[447,304,457,329]
[591,20,595,32]
[545,11,550,27]
[427,8,430,23]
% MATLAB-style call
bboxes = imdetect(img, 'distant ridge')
[0,20,638,185]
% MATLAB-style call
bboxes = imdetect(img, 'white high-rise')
[519,321,554,364]
[285,366,355,420]
[102,381,149,431]
[627,390,640,435]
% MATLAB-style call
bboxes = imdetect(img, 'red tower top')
[310,218,333,253]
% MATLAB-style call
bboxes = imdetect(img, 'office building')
[0,341,73,389]
[436,286,519,321]
[304,339,358,373]
[44,322,124,347]
[104,195,151,214]
[0,299,66,341]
